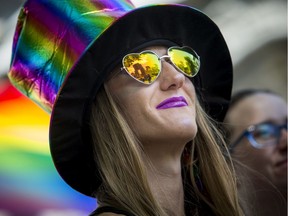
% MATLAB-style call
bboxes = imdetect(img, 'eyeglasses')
[121,46,200,84]
[230,122,287,152]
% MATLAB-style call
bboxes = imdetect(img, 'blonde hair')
[90,85,244,216]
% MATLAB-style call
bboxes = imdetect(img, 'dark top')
[90,205,214,216]
[89,206,135,216]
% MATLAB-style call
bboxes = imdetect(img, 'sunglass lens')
[168,47,200,77]
[122,51,160,84]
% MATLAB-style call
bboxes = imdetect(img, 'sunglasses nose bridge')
[159,55,179,72]
[159,55,171,63]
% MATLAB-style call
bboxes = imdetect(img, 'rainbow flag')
[0,77,96,215]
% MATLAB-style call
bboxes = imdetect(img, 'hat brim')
[50,4,232,196]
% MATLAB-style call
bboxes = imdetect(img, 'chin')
[176,121,198,141]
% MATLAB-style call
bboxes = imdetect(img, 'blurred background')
[0,0,286,215]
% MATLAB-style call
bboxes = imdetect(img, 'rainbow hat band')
[8,0,232,196]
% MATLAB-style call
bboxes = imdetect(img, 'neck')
[144,141,186,216]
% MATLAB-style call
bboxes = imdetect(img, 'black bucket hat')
[8,0,232,196]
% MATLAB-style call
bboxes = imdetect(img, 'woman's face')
[106,46,198,146]
[226,93,287,193]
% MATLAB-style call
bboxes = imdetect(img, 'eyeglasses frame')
[229,122,287,153]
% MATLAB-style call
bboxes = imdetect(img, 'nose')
[158,61,185,90]
[277,128,287,152]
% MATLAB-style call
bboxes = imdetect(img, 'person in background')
[224,89,287,216]
[8,0,244,215]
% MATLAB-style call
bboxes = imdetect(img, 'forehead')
[228,93,287,126]
[134,46,168,55]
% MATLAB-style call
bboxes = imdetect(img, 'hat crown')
[8,0,134,113]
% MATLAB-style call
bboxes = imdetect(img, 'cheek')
[234,144,272,169]
[112,87,148,125]
[186,78,196,93]
[123,98,143,118]
[184,79,197,105]
[106,77,138,105]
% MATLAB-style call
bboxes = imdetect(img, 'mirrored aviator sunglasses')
[122,46,201,84]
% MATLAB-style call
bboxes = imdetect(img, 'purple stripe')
[27,1,88,55]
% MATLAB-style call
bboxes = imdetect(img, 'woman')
[224,89,287,216]
[8,0,243,215]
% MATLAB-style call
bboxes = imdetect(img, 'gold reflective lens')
[122,51,161,84]
[168,47,200,77]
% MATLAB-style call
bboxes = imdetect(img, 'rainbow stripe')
[8,0,134,113]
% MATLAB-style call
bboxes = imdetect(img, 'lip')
[156,96,188,110]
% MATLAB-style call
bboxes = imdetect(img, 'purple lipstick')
[156,96,188,110]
